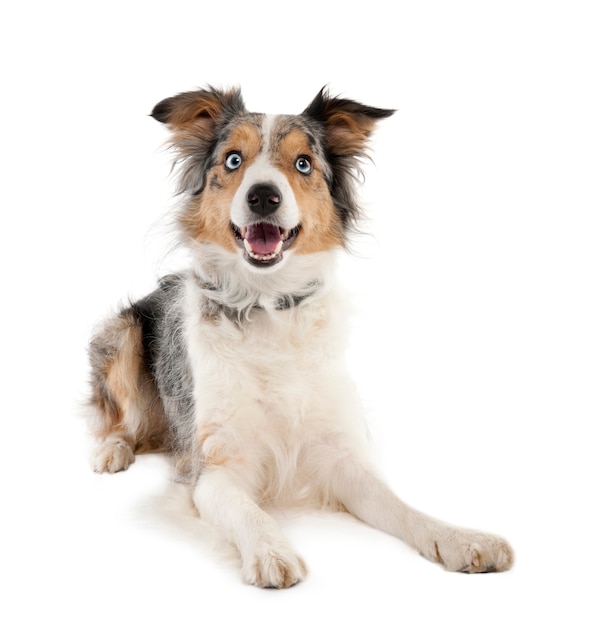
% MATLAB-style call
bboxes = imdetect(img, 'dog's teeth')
[241,227,247,239]
[243,238,283,261]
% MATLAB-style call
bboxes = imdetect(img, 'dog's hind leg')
[88,308,165,473]
[317,444,514,574]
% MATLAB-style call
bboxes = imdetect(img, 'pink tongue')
[246,223,281,255]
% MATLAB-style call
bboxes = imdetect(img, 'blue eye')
[225,152,242,171]
[295,156,312,175]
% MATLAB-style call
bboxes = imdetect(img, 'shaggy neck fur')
[190,242,337,317]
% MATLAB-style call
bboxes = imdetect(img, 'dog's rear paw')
[242,544,308,589]
[92,439,135,473]
[426,531,514,573]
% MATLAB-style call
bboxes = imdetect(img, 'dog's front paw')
[425,531,514,573]
[242,543,308,589]
[92,439,135,473]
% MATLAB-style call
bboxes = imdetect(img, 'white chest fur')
[184,281,368,503]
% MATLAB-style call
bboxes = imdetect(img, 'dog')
[88,86,513,587]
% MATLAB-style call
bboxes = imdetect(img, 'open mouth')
[231,222,301,267]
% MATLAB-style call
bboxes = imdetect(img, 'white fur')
[93,435,135,473]
[175,109,514,585]
[230,154,300,232]
[181,249,513,586]
[230,114,300,233]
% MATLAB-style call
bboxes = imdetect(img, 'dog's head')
[152,86,394,273]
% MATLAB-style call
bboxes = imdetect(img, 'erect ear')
[303,87,395,156]
[151,86,246,135]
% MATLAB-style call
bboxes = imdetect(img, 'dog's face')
[152,88,394,272]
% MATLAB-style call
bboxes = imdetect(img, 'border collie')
[88,86,513,587]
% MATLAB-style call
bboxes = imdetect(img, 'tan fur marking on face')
[228,123,262,153]
[274,130,344,254]
[179,123,263,249]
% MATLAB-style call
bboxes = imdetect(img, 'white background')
[2,1,590,624]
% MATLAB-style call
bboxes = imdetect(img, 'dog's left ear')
[302,88,395,233]
[303,87,395,157]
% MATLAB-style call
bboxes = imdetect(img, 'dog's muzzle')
[231,183,300,268]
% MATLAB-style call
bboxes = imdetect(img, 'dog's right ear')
[151,86,245,134]
[150,87,245,194]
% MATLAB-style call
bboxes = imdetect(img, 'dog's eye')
[295,156,312,175]
[225,152,243,171]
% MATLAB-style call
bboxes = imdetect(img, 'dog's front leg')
[328,453,514,573]
[193,468,307,588]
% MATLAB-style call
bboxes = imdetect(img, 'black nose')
[246,183,282,216]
